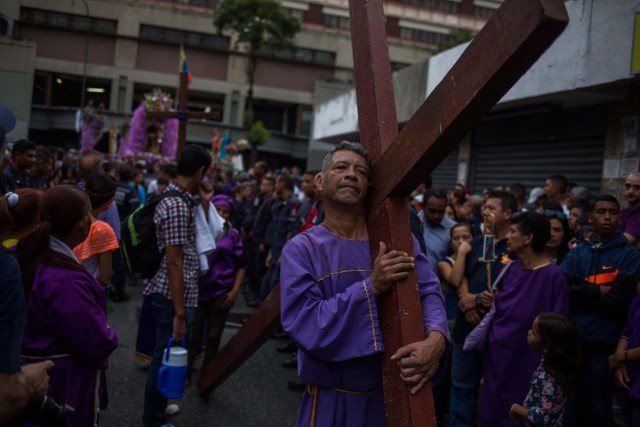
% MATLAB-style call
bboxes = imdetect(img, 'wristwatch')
[475,293,483,306]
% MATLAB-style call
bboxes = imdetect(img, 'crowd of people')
[1,97,640,427]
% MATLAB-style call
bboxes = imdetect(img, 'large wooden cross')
[197,1,568,426]
[146,72,221,157]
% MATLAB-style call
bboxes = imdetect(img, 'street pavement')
[100,285,301,427]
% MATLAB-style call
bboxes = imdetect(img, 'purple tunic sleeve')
[281,236,384,361]
[413,237,451,384]
[414,237,451,340]
[47,271,118,370]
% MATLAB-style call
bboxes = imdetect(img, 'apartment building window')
[402,0,459,13]
[20,7,116,35]
[32,71,111,108]
[391,62,410,72]
[285,8,305,22]
[140,25,229,50]
[323,14,350,30]
[474,6,495,19]
[257,44,335,67]
[400,27,450,45]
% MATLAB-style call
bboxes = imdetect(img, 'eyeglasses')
[544,210,566,220]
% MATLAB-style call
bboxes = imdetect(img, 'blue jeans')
[142,293,193,427]
[449,340,484,427]
[563,349,614,427]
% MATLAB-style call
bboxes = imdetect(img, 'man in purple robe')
[280,141,450,427]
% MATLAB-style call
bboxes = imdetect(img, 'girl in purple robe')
[510,312,580,426]
[17,186,119,427]
[187,194,246,382]
[477,212,570,427]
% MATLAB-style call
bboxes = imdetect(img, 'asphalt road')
[100,285,301,427]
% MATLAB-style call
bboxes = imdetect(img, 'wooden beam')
[367,0,569,211]
[348,0,434,425]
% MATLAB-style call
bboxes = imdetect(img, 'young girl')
[437,222,474,329]
[187,194,246,382]
[510,312,580,426]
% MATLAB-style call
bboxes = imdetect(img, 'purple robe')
[22,263,118,427]
[478,262,569,427]
[622,293,640,400]
[280,225,450,427]
[198,228,246,301]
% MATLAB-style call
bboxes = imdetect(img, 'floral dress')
[522,360,566,426]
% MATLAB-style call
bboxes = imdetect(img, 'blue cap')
[0,103,16,142]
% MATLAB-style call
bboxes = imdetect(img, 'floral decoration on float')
[118,89,179,159]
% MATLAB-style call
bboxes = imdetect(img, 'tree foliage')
[214,0,301,127]
[437,29,474,53]
[248,120,271,147]
[214,0,301,53]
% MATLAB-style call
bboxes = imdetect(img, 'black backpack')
[120,190,188,279]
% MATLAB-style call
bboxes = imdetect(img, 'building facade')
[311,0,640,197]
[0,0,499,166]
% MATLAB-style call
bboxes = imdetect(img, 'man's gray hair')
[320,141,370,174]
[570,186,591,203]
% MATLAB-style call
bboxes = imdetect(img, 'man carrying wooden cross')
[280,141,450,427]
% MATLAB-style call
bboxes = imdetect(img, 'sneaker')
[165,404,180,417]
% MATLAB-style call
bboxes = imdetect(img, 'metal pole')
[79,0,90,120]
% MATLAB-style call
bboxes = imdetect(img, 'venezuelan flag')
[179,45,193,85]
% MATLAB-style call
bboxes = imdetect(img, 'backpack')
[120,190,188,279]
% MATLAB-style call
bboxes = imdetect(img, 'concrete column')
[601,82,640,200]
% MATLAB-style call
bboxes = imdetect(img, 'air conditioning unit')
[0,15,14,37]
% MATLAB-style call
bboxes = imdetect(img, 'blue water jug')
[157,337,188,399]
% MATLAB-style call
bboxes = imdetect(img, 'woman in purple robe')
[478,211,569,427]
[17,186,118,427]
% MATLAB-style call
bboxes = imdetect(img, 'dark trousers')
[563,348,615,427]
[111,247,127,296]
[244,239,259,297]
[187,296,230,375]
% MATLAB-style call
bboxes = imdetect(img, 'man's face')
[423,196,447,227]
[260,179,274,196]
[301,173,316,198]
[543,179,560,201]
[624,174,640,207]
[31,157,52,177]
[317,150,369,208]
[589,201,620,237]
[275,176,285,198]
[16,149,36,170]
[482,197,510,226]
